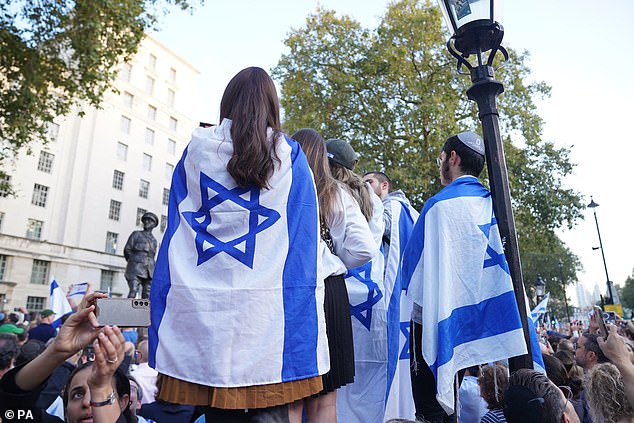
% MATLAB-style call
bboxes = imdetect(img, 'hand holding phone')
[593,306,609,340]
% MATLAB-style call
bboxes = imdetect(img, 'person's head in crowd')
[136,339,149,364]
[0,332,19,376]
[292,128,339,226]
[128,375,143,417]
[39,308,56,324]
[326,138,373,221]
[479,363,509,410]
[543,354,568,389]
[0,311,5,323]
[554,350,584,398]
[220,66,281,190]
[503,368,579,423]
[575,333,609,370]
[63,361,132,423]
[465,364,482,378]
[363,171,392,199]
[8,312,21,324]
[0,322,24,336]
[558,339,575,354]
[14,338,46,367]
[439,131,486,185]
[584,362,633,423]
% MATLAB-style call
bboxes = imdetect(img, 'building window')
[100,270,115,291]
[108,200,121,221]
[31,183,49,207]
[26,219,43,240]
[0,175,11,197]
[0,212,4,232]
[0,255,7,280]
[167,139,176,155]
[26,296,46,312]
[112,170,124,190]
[105,232,118,254]
[116,142,128,161]
[145,76,155,95]
[30,259,49,284]
[147,105,157,120]
[120,63,132,82]
[142,154,152,171]
[47,122,60,141]
[145,128,155,145]
[160,214,167,232]
[37,151,54,173]
[164,163,174,181]
[167,89,175,107]
[162,188,170,206]
[120,116,131,134]
[139,179,150,199]
[149,54,157,69]
[169,67,176,81]
[136,208,147,226]
[123,91,134,107]
[169,117,177,131]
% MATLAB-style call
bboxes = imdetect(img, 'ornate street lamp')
[437,0,533,370]
[587,197,614,304]
[558,259,571,322]
[535,275,546,303]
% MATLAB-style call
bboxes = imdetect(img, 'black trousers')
[203,405,290,423]
[409,321,464,423]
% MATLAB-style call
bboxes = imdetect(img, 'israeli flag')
[384,199,419,421]
[337,254,388,423]
[402,176,527,415]
[150,121,328,387]
[530,292,550,324]
[525,293,546,373]
[49,280,72,328]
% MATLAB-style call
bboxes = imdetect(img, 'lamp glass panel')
[438,0,503,35]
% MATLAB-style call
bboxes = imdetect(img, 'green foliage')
[273,0,584,302]
[0,0,199,169]
[621,270,634,310]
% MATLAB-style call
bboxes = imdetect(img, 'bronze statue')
[124,212,158,299]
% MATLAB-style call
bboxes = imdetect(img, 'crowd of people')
[1,67,634,423]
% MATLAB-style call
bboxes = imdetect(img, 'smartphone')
[94,298,151,327]
[604,311,616,324]
[593,305,609,340]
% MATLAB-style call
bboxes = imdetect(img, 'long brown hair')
[220,67,281,189]
[329,163,373,222]
[291,128,338,225]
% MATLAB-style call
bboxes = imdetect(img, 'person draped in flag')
[149,68,329,423]
[402,131,527,422]
[290,129,377,423]
[363,171,419,421]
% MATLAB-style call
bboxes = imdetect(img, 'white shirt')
[130,362,158,404]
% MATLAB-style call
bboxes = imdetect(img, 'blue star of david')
[346,262,383,331]
[182,172,280,268]
[478,217,510,275]
[399,321,410,360]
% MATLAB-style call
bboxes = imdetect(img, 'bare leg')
[288,400,303,423]
[304,391,337,423]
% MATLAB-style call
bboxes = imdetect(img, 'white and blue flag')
[49,279,72,328]
[337,254,388,423]
[149,121,328,387]
[384,198,419,421]
[530,292,550,324]
[402,176,527,414]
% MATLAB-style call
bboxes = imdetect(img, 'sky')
[152,0,634,304]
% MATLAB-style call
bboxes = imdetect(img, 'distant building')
[0,36,199,312]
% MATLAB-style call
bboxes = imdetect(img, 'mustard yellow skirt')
[157,373,323,409]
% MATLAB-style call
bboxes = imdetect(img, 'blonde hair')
[584,362,634,423]
[329,163,373,222]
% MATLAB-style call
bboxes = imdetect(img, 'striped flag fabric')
[383,197,419,421]
[530,292,550,324]
[49,279,72,328]
[149,121,328,387]
[402,176,527,414]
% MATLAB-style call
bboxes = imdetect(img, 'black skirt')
[320,274,355,393]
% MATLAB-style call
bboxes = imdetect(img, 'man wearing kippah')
[402,132,527,422]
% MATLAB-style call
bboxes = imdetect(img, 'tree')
[273,0,584,303]
[621,269,634,310]
[0,0,200,191]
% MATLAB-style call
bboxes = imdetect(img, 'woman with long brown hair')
[150,68,328,422]
[291,128,377,422]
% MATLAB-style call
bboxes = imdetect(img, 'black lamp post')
[535,275,545,304]
[437,0,533,370]
[558,259,571,322]
[587,197,614,304]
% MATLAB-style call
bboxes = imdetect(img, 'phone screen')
[593,306,609,340]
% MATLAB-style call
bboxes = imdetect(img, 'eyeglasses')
[558,385,573,411]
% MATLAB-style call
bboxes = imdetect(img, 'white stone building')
[0,36,199,313]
